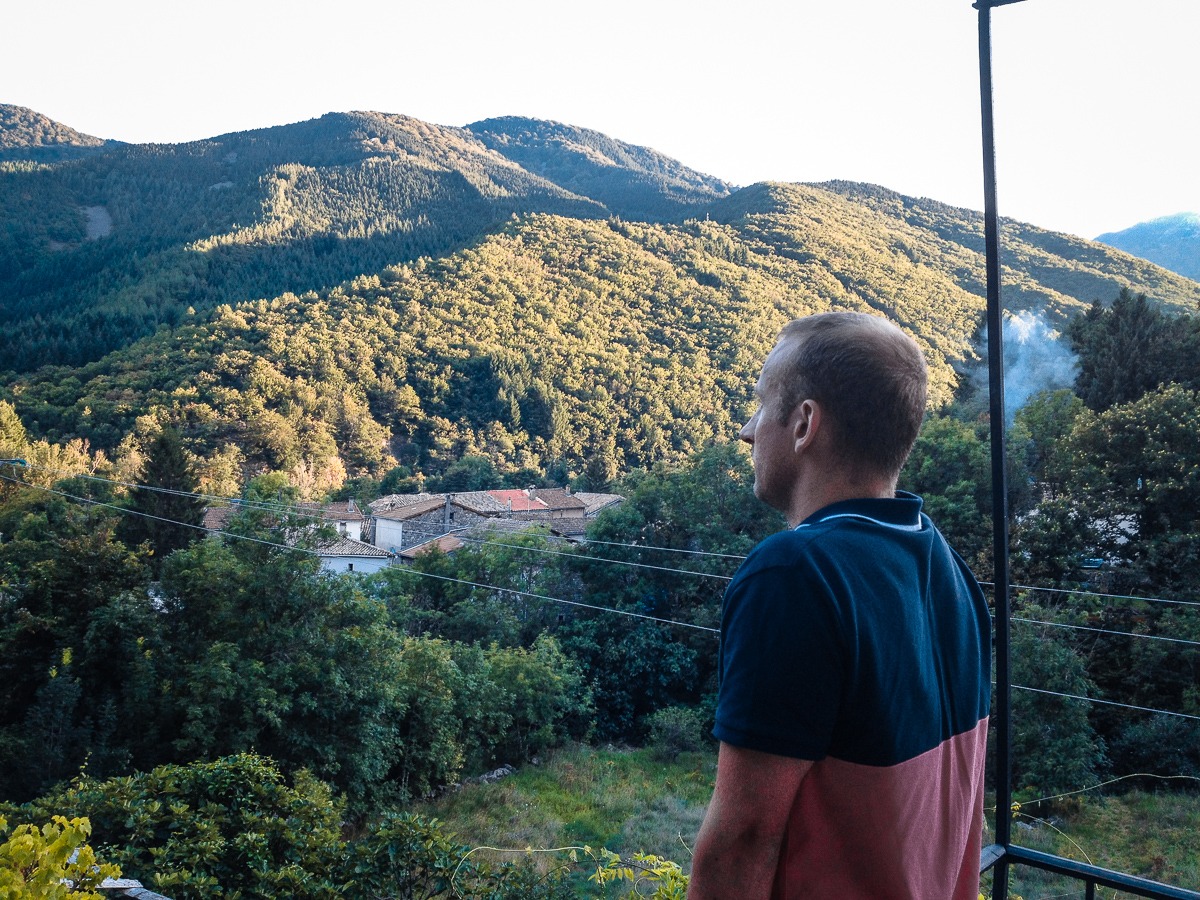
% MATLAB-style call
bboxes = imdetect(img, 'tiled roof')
[372,496,447,521]
[202,506,236,531]
[531,488,587,511]
[450,491,513,514]
[487,489,551,512]
[315,536,391,558]
[370,489,621,519]
[370,492,440,513]
[296,499,363,521]
[570,492,626,516]
[550,519,590,537]
[399,535,465,559]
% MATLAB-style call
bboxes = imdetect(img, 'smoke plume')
[980,310,1079,423]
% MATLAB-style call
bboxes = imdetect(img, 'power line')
[1009,683,1200,723]
[21,463,736,582]
[450,533,734,582]
[14,462,1200,613]
[16,463,342,519]
[1,471,719,637]
[1007,615,1200,649]
[12,469,1200,698]
[0,471,325,556]
[383,567,720,634]
[576,536,749,561]
[982,579,1200,609]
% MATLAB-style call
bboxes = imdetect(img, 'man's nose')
[739,412,757,444]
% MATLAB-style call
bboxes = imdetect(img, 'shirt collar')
[797,491,924,531]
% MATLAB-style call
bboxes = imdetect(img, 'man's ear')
[792,399,821,451]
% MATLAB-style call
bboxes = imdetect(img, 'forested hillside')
[0,110,722,370]
[4,107,1200,898]
[0,104,113,159]
[3,107,1199,493]
[466,116,733,222]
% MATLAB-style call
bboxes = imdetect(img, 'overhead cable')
[13,463,1200,610]
[982,578,1200,609]
[1006,614,1200,648]
[1009,683,1200,723]
[0,471,717,636]
[383,566,720,634]
[449,533,733,581]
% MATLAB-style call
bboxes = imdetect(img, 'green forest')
[2,106,1200,896]
[3,288,1199,895]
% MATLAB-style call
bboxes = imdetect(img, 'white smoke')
[998,310,1079,422]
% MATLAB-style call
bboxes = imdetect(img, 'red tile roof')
[487,489,551,512]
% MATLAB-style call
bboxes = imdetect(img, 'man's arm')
[687,741,813,900]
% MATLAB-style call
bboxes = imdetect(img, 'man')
[688,312,990,899]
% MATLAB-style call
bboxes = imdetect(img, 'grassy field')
[415,744,714,876]
[983,788,1200,899]
[418,745,1200,898]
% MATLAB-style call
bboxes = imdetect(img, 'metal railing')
[972,2,1198,898]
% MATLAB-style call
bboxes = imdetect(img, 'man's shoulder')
[737,527,826,578]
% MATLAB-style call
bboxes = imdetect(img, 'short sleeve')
[713,561,846,761]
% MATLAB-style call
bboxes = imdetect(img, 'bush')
[0,814,120,899]
[1108,714,1200,781]
[645,706,709,760]
[346,813,575,899]
[6,755,581,900]
[11,753,345,900]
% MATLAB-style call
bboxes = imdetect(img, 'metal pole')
[974,1,1018,896]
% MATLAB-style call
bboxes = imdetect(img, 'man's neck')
[783,469,896,529]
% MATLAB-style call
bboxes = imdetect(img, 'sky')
[5,0,1197,240]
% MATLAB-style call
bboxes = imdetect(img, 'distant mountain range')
[1096,213,1200,282]
[2,104,1198,487]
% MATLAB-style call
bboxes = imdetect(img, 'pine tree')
[122,427,206,568]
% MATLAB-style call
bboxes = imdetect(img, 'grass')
[982,789,1200,899]
[418,746,1200,899]
[414,743,714,880]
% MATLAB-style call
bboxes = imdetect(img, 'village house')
[369,487,622,554]
[202,498,388,575]
[315,533,392,574]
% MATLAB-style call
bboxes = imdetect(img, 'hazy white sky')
[5,0,1196,239]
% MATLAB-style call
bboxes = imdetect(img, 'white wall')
[319,554,389,575]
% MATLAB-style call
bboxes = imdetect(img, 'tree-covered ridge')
[0,109,733,373]
[814,180,1200,321]
[7,107,1198,378]
[6,193,985,487]
[0,105,111,158]
[706,181,986,380]
[467,116,734,221]
[0,111,619,371]
[7,176,1199,492]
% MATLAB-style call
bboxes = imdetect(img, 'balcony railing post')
[970,5,1200,900]
[973,2,1016,897]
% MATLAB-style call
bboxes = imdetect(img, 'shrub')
[0,814,120,899]
[645,706,709,760]
[12,753,344,900]
[8,756,581,900]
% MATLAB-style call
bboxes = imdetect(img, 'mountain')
[0,104,115,160]
[466,116,734,222]
[0,111,727,371]
[3,108,1199,493]
[1095,213,1200,282]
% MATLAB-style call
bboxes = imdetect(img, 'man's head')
[741,312,928,512]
